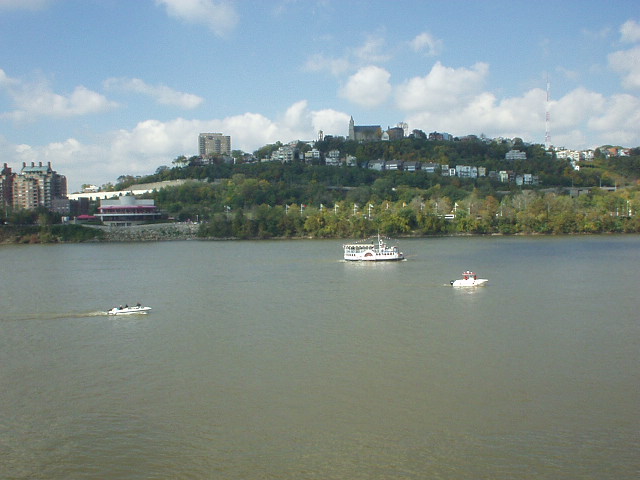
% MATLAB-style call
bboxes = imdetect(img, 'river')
[1,235,638,479]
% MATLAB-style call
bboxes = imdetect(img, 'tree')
[172,156,189,168]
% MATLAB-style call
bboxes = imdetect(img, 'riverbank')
[87,223,200,242]
[0,224,105,244]
[1,222,636,244]
[0,223,200,244]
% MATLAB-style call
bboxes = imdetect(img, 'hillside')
[108,137,640,238]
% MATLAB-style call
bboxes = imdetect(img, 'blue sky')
[0,0,639,192]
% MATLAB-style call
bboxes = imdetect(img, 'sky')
[0,0,639,192]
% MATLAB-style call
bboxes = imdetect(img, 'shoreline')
[1,223,636,245]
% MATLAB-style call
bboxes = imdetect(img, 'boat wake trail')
[2,311,110,322]
[50,310,110,319]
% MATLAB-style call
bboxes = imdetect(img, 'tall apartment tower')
[0,163,13,207]
[13,162,67,210]
[199,133,231,157]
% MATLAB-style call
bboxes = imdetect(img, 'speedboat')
[450,271,488,287]
[343,234,404,261]
[108,305,152,315]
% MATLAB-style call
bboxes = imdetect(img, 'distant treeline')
[195,188,640,239]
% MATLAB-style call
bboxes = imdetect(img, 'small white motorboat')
[108,304,152,315]
[450,271,488,287]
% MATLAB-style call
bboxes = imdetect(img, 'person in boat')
[136,302,141,307]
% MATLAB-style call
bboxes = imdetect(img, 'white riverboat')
[450,271,488,287]
[108,304,152,315]
[343,234,405,261]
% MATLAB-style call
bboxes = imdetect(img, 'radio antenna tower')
[545,75,551,150]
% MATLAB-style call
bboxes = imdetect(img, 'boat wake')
[2,311,110,322]
[56,310,112,319]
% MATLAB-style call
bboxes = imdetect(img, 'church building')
[348,117,382,142]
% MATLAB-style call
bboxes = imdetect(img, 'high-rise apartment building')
[199,133,231,157]
[6,162,67,210]
[0,163,13,207]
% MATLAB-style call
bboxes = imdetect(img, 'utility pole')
[545,75,551,151]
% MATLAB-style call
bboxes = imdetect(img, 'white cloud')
[556,66,580,81]
[310,108,350,138]
[396,61,488,111]
[388,55,637,149]
[279,100,350,139]
[303,54,351,76]
[580,26,611,40]
[340,66,392,108]
[608,45,640,90]
[0,101,349,191]
[303,35,391,77]
[403,88,545,141]
[0,68,18,88]
[409,32,443,56]
[2,80,638,194]
[104,77,204,109]
[353,34,391,64]
[108,115,281,162]
[400,77,639,151]
[0,0,50,10]
[0,136,104,188]
[155,0,238,37]
[0,73,117,121]
[620,19,640,43]
[95,107,325,186]
[587,93,640,145]
[281,100,310,131]
[550,87,606,129]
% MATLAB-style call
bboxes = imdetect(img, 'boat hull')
[344,254,405,261]
[451,278,488,287]
[108,306,152,315]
